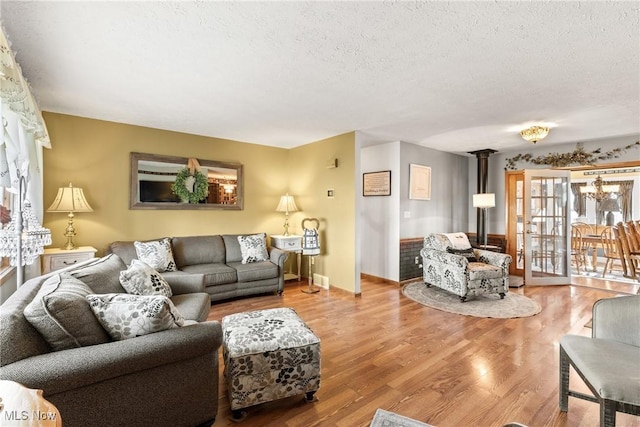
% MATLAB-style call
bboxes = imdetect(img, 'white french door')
[524,169,572,285]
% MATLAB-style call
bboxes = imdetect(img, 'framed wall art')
[363,170,391,196]
[409,164,431,200]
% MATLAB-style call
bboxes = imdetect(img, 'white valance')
[1,24,50,219]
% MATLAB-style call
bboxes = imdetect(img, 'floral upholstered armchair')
[420,232,512,302]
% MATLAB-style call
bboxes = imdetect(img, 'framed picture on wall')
[409,164,431,200]
[363,170,391,196]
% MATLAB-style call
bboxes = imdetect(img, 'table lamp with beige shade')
[47,183,93,250]
[275,193,298,236]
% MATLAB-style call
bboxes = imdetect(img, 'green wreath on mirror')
[171,167,209,204]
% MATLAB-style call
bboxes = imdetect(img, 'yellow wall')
[288,132,356,292]
[42,113,357,292]
[43,112,290,254]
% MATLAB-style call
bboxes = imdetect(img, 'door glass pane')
[529,175,568,278]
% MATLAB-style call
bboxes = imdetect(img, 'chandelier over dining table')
[580,175,619,201]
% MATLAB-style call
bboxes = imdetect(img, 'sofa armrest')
[163,273,206,294]
[421,248,469,271]
[474,249,512,269]
[0,321,222,396]
[269,247,287,266]
[269,247,287,293]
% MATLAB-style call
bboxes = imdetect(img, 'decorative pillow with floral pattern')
[133,238,177,272]
[237,233,269,264]
[86,293,185,340]
[119,259,172,297]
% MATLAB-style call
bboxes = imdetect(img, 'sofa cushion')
[222,234,245,263]
[119,259,172,297]
[70,253,128,294]
[0,278,53,367]
[238,233,269,264]
[107,241,138,265]
[171,235,226,267]
[170,293,211,322]
[228,261,278,283]
[87,293,185,340]
[467,263,503,281]
[134,238,177,272]
[23,273,111,351]
[180,263,237,286]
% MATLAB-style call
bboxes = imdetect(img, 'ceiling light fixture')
[520,126,550,144]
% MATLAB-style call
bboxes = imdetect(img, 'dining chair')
[570,226,589,274]
[600,227,623,278]
[615,222,640,280]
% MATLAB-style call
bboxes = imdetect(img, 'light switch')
[327,189,334,198]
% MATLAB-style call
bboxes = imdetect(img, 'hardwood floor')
[207,277,639,427]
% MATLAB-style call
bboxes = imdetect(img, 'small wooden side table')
[41,246,97,274]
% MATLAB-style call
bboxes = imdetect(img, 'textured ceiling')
[1,1,639,154]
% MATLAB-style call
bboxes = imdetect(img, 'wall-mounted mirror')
[130,152,243,210]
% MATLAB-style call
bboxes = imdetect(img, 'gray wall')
[359,135,469,281]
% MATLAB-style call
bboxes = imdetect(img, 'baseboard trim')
[360,273,400,287]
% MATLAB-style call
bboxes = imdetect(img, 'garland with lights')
[505,141,639,171]
[171,168,209,203]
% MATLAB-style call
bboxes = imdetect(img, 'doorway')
[505,161,640,289]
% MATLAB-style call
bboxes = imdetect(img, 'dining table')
[579,233,614,272]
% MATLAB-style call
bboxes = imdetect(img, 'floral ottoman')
[221,307,321,420]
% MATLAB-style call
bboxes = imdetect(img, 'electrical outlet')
[414,256,420,264]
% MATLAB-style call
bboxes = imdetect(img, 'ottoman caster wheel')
[305,391,318,403]
[499,292,506,299]
[230,410,247,423]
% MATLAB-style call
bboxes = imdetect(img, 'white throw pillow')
[86,293,185,340]
[238,233,269,264]
[443,232,472,250]
[134,238,177,272]
[119,259,172,297]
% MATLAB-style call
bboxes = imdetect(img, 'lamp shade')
[275,193,298,213]
[47,184,94,213]
[473,193,495,209]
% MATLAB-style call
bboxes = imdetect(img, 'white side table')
[270,235,302,281]
[42,246,98,274]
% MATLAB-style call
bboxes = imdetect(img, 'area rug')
[370,409,433,427]
[402,281,541,318]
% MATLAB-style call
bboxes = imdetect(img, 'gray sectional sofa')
[107,234,288,302]
[0,254,222,427]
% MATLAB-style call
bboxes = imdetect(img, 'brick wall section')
[400,238,424,282]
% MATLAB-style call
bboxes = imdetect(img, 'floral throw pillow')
[134,238,177,272]
[119,259,172,297]
[238,233,269,264]
[86,293,185,340]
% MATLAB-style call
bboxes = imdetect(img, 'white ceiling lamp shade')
[520,126,550,144]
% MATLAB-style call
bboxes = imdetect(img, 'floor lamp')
[0,175,52,287]
[473,193,495,249]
